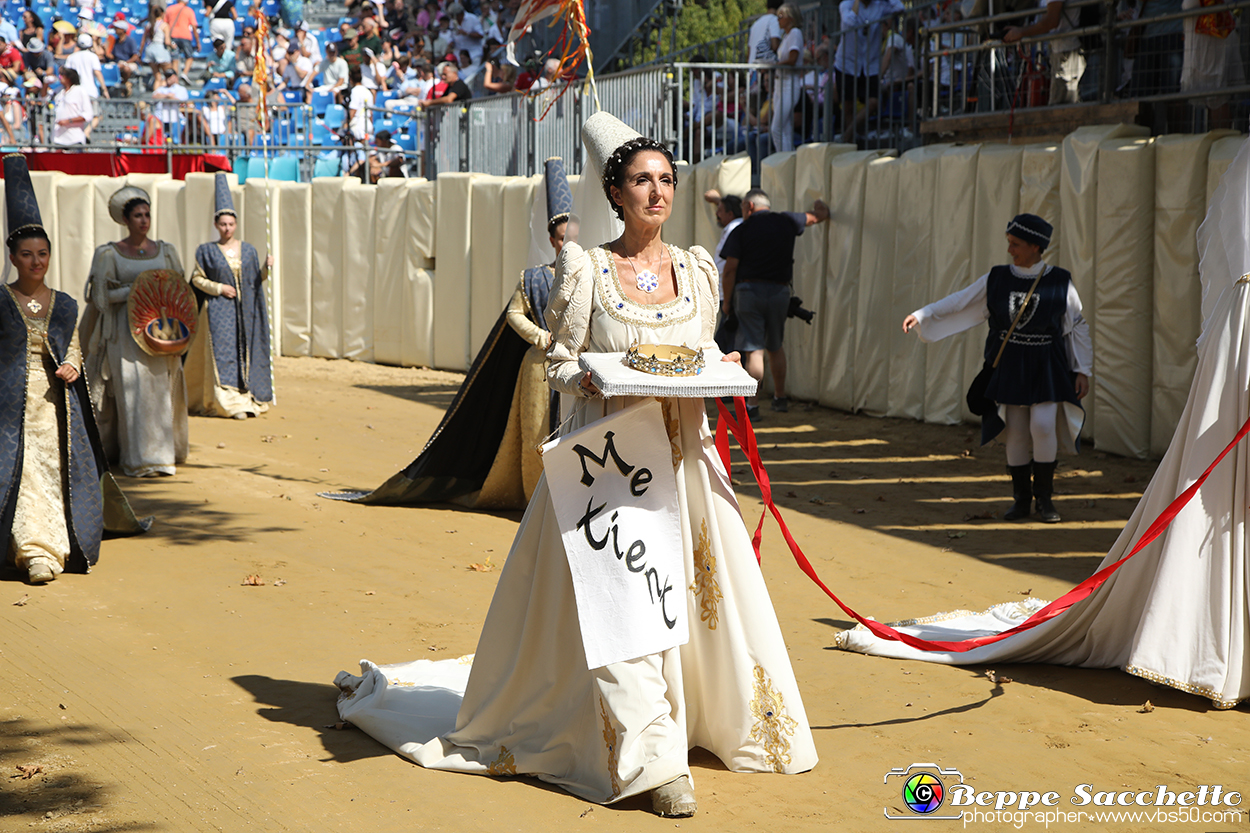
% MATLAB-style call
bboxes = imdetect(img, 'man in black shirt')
[426,61,473,105]
[720,188,829,417]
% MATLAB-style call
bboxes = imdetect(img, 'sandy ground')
[1,355,1246,833]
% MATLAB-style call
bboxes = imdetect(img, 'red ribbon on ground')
[714,397,1250,653]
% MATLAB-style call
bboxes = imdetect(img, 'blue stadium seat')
[261,0,279,17]
[188,88,205,100]
[282,89,302,104]
[203,77,227,93]
[310,89,333,116]
[313,156,340,178]
[100,63,120,87]
[311,119,333,145]
[393,132,416,152]
[323,103,345,129]
[268,155,300,181]
[235,157,248,184]
[374,89,396,108]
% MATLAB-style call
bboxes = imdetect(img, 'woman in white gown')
[83,186,190,477]
[335,112,818,815]
[837,138,1250,710]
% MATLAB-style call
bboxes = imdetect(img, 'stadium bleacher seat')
[310,89,333,117]
[313,156,340,178]
[323,104,345,130]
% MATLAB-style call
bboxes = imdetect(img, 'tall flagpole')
[253,12,277,403]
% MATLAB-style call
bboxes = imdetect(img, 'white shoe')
[651,775,697,817]
[27,559,55,584]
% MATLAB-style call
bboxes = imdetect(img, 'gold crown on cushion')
[625,343,704,377]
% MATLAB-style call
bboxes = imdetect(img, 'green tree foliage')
[626,0,768,66]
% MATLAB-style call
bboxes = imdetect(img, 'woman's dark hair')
[721,194,742,219]
[123,196,150,219]
[601,138,679,221]
[7,227,50,254]
[60,66,79,86]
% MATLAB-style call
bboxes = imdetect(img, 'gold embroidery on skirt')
[688,518,722,630]
[488,745,517,776]
[749,664,797,773]
[660,400,683,468]
[599,695,622,798]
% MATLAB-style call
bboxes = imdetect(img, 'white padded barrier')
[468,175,509,349]
[1093,137,1156,459]
[821,149,888,410]
[888,144,948,420]
[309,177,346,359]
[925,144,981,425]
[502,175,539,306]
[853,155,901,416]
[691,154,727,256]
[339,178,377,362]
[433,172,480,371]
[275,181,312,357]
[1151,132,1235,455]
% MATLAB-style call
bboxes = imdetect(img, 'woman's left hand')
[720,351,742,367]
[265,255,274,269]
[1074,373,1090,400]
[55,363,79,383]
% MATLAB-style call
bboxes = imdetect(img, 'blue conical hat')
[544,157,572,233]
[3,153,43,245]
[214,172,236,218]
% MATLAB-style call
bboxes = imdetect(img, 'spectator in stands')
[1004,0,1084,104]
[702,189,744,312]
[529,56,559,91]
[107,19,143,96]
[135,100,164,150]
[482,46,516,94]
[432,14,453,59]
[0,11,18,47]
[316,41,349,97]
[295,21,321,64]
[234,34,255,81]
[1135,0,1185,129]
[201,88,233,143]
[448,2,484,65]
[340,25,364,70]
[143,7,174,82]
[769,3,803,153]
[162,0,200,84]
[0,36,24,87]
[416,0,440,30]
[720,188,830,418]
[50,20,76,64]
[208,36,236,82]
[18,11,45,56]
[879,16,916,134]
[152,68,188,133]
[0,85,25,143]
[346,63,373,139]
[52,66,90,145]
[24,39,51,87]
[393,58,433,102]
[208,0,236,51]
[833,0,904,143]
[1179,0,1242,128]
[748,0,783,63]
[367,129,406,177]
[235,83,258,143]
[386,0,413,41]
[424,59,470,105]
[66,32,106,137]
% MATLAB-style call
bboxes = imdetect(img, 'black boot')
[1033,460,1061,523]
[1003,463,1033,520]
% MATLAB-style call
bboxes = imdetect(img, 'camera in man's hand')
[788,295,815,324]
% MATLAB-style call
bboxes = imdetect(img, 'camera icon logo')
[884,763,964,820]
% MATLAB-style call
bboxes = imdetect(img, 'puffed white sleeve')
[545,241,595,397]
[1063,282,1093,376]
[910,273,990,343]
[689,244,720,350]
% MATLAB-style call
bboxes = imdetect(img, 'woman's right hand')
[220,285,238,299]
[579,371,600,397]
[902,314,919,333]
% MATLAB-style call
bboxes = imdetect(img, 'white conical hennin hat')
[581,111,643,181]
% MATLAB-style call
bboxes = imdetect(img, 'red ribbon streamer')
[714,397,1250,653]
